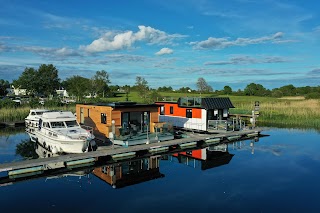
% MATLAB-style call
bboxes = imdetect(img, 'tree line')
[1,64,319,103]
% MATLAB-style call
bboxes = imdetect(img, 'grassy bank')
[1,92,319,129]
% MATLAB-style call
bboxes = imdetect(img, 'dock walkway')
[0,128,264,175]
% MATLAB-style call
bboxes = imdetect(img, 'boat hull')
[35,131,90,154]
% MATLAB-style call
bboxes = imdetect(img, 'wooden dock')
[0,128,265,176]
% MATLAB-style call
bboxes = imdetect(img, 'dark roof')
[79,101,160,109]
[201,97,235,109]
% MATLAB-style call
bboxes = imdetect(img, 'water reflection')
[93,156,164,189]
[165,144,234,170]
[0,135,260,189]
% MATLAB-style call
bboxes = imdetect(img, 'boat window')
[50,121,66,128]
[36,112,44,115]
[65,120,79,127]
[31,112,36,115]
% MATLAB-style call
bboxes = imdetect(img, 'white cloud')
[155,48,173,56]
[190,32,284,50]
[81,25,186,53]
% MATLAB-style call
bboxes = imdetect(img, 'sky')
[0,0,320,90]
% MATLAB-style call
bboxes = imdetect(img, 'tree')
[91,70,110,98]
[196,77,213,93]
[244,83,270,96]
[13,64,60,97]
[0,79,10,96]
[135,76,149,103]
[63,76,90,101]
[12,67,37,95]
[223,85,232,95]
[37,64,60,97]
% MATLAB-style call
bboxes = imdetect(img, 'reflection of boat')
[34,143,92,178]
[93,155,164,189]
[32,111,95,154]
[25,109,50,142]
[170,143,234,170]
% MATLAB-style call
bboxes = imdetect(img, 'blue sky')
[0,0,320,90]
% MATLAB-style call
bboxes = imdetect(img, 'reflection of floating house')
[76,102,174,146]
[93,156,164,189]
[170,144,234,170]
[155,97,245,132]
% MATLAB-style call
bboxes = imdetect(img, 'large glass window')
[66,120,79,127]
[160,106,165,115]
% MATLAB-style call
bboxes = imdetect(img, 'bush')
[305,92,320,99]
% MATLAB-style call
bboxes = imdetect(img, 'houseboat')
[75,102,174,146]
[170,143,234,170]
[155,97,246,133]
[93,155,163,189]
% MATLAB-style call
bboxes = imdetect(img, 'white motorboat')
[25,109,50,142]
[33,110,95,154]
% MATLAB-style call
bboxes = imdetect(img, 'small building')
[155,97,240,132]
[75,101,174,146]
[171,144,234,170]
[92,156,163,189]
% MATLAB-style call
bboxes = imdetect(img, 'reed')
[0,106,74,122]
[230,97,320,129]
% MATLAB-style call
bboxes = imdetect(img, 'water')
[0,127,320,212]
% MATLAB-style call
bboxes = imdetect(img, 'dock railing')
[208,118,246,131]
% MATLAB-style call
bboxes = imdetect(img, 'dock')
[0,128,266,176]
[0,120,25,128]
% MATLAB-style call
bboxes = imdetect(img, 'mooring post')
[112,120,115,148]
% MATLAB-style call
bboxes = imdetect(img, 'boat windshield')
[50,121,66,128]
[65,120,79,128]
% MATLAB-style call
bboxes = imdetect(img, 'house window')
[160,106,165,115]
[87,109,90,117]
[186,109,192,118]
[170,106,173,114]
[101,113,107,124]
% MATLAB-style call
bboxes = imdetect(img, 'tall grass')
[0,105,75,122]
[230,97,320,129]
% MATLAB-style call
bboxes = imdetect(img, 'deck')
[0,128,265,176]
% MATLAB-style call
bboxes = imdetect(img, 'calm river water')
[0,127,320,213]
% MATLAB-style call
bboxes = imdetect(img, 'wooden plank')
[0,128,263,172]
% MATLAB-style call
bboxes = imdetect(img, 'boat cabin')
[76,102,173,144]
[155,97,239,132]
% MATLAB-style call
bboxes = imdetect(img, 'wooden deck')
[0,128,265,175]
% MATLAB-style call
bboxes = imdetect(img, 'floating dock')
[0,128,265,177]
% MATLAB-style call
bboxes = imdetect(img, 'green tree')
[244,83,270,96]
[223,85,232,95]
[63,75,90,101]
[12,67,37,95]
[91,70,111,98]
[0,79,10,96]
[196,77,213,93]
[37,64,60,97]
[13,64,60,97]
[135,76,149,103]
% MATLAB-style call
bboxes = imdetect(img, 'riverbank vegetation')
[1,63,320,129]
[1,91,320,130]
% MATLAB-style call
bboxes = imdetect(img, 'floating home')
[76,102,174,146]
[155,97,244,133]
[171,144,234,170]
[93,155,163,189]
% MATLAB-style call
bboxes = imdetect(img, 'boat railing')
[207,118,246,131]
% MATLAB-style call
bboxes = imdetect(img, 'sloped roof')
[201,97,235,109]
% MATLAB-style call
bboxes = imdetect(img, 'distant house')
[6,85,26,96]
[56,89,69,98]
[155,97,237,132]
